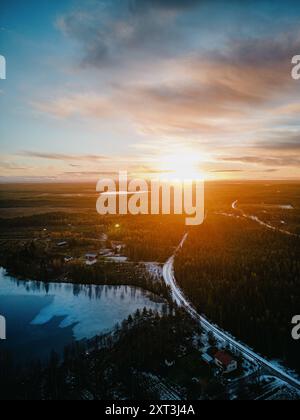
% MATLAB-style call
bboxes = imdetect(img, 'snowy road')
[163,234,300,393]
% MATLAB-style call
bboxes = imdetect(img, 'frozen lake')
[0,268,165,363]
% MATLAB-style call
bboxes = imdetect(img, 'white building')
[86,253,98,266]
[214,351,238,373]
[202,353,214,365]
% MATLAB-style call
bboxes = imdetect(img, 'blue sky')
[1,0,300,181]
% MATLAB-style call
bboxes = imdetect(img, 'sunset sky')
[1,0,300,182]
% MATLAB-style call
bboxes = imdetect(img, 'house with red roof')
[214,351,237,373]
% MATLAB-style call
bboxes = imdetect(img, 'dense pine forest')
[0,211,184,299]
[175,215,300,372]
[0,309,221,401]
[1,183,300,399]
[0,242,171,302]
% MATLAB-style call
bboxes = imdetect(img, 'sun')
[159,151,205,181]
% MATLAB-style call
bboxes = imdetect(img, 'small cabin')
[111,241,125,253]
[57,241,68,248]
[214,351,237,373]
[86,253,98,266]
[202,353,214,365]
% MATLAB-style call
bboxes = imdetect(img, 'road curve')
[163,235,300,392]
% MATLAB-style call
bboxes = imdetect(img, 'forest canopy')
[175,214,300,372]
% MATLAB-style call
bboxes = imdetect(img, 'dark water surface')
[0,268,165,363]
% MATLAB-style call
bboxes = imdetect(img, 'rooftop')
[215,351,235,367]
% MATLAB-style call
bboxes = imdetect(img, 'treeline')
[108,215,185,262]
[0,240,171,301]
[69,261,172,302]
[175,215,300,372]
[0,309,203,400]
[0,241,64,281]
[0,212,106,228]
[0,212,185,263]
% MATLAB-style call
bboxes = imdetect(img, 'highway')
[162,234,300,393]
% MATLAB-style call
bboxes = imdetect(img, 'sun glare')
[159,152,205,181]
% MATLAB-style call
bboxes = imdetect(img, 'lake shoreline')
[0,269,167,364]
[0,260,172,304]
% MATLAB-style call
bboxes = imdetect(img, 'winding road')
[163,232,300,393]
[232,200,300,238]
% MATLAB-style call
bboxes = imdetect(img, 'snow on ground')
[258,376,300,400]
[142,262,163,282]
[198,330,258,380]
[270,359,300,384]
[106,256,128,263]
[267,386,300,400]
[99,245,129,263]
[276,205,294,210]
[163,237,300,391]
[218,202,300,238]
[142,373,184,400]
[99,249,115,257]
